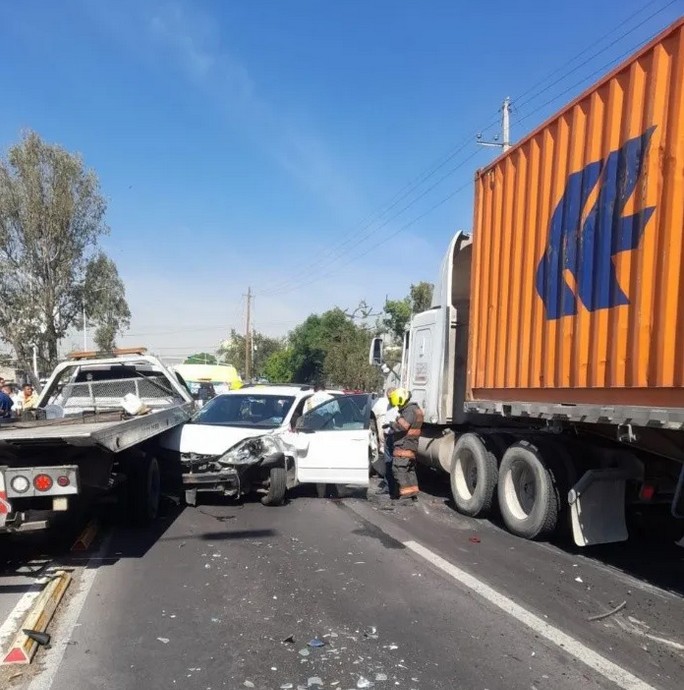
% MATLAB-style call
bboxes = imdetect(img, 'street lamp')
[82,286,107,350]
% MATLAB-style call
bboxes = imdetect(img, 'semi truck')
[0,348,194,533]
[371,17,684,546]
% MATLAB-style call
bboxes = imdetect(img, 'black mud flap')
[672,464,684,519]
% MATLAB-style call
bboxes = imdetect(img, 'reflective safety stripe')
[393,448,416,459]
[396,417,411,430]
[407,429,421,437]
[400,485,419,496]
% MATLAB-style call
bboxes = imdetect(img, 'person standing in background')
[19,383,38,410]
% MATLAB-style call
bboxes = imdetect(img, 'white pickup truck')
[0,348,194,533]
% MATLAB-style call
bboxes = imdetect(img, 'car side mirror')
[369,337,383,366]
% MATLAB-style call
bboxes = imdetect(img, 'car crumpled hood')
[159,423,271,456]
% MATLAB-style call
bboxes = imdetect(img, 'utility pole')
[244,287,252,380]
[477,97,512,152]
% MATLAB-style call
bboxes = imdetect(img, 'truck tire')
[450,433,498,517]
[261,467,287,506]
[497,441,559,540]
[128,455,161,526]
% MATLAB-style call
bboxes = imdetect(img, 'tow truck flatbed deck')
[0,404,194,452]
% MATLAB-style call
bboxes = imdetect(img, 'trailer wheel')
[129,455,161,525]
[450,433,499,517]
[497,441,559,540]
[261,467,287,506]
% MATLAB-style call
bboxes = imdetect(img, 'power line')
[262,119,500,296]
[272,170,479,298]
[261,6,681,298]
[260,147,486,297]
[513,0,679,115]
[512,0,673,104]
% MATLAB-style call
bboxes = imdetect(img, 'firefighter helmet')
[388,387,410,408]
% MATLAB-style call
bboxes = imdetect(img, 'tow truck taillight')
[639,483,656,501]
[34,474,54,492]
[10,475,30,494]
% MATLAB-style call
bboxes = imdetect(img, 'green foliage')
[382,297,412,344]
[410,281,434,313]
[285,307,381,390]
[185,352,217,365]
[217,329,285,379]
[262,348,295,383]
[84,252,131,351]
[382,281,434,344]
[0,131,128,377]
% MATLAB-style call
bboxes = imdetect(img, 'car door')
[294,394,371,487]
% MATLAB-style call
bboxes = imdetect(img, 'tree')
[410,281,433,313]
[382,282,434,343]
[382,297,412,344]
[84,252,131,351]
[185,353,217,365]
[287,307,382,389]
[262,348,295,383]
[0,131,128,378]
[217,329,285,379]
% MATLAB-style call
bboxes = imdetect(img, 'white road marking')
[0,586,42,652]
[403,539,656,690]
[28,534,111,690]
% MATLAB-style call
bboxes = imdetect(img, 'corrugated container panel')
[468,18,684,408]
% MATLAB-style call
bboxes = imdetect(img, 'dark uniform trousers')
[390,402,424,498]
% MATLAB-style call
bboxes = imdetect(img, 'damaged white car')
[161,391,374,506]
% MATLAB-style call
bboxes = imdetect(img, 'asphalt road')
[1,475,683,690]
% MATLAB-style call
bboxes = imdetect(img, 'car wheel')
[261,467,287,506]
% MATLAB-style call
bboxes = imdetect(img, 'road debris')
[23,630,50,647]
[308,637,326,648]
[574,576,583,583]
[282,634,295,644]
[468,536,481,544]
[157,637,170,644]
[356,676,372,688]
[298,648,310,657]
[587,601,627,622]
[307,677,323,687]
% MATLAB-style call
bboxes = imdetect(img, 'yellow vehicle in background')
[173,364,242,404]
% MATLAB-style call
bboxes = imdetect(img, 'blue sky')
[1,0,681,361]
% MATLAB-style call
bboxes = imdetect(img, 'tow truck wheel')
[450,433,498,518]
[129,455,161,525]
[497,441,559,540]
[261,467,287,506]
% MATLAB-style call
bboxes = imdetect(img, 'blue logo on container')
[535,127,656,320]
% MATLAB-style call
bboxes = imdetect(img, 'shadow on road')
[158,528,278,542]
[415,463,684,598]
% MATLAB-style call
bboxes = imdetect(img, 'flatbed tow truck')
[0,348,194,533]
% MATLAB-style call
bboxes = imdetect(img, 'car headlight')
[218,435,284,466]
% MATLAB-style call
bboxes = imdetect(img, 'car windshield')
[191,393,296,428]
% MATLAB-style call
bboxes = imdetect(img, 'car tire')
[497,441,559,540]
[261,467,287,506]
[450,433,498,518]
[128,455,161,526]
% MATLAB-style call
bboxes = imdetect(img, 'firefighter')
[388,387,423,500]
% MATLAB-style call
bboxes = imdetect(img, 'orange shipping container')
[468,17,684,409]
